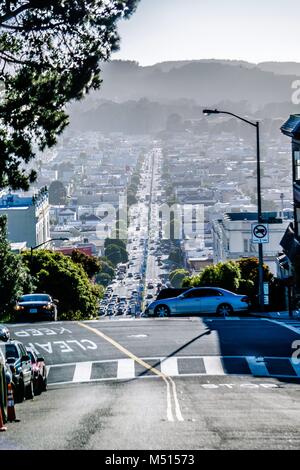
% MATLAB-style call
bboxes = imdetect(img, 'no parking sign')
[251,223,269,244]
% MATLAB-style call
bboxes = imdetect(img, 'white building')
[212,212,294,274]
[0,188,50,248]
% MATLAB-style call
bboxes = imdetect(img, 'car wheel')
[25,379,34,400]
[217,303,234,317]
[154,305,170,317]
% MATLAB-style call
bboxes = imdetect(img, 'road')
[2,316,300,449]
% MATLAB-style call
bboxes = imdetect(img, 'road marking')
[266,319,300,334]
[160,357,179,376]
[247,357,270,377]
[290,359,300,376]
[203,356,226,375]
[117,359,135,380]
[78,321,183,423]
[72,362,92,383]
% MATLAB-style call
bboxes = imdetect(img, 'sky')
[113,0,300,65]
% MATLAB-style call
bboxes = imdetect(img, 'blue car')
[145,287,249,317]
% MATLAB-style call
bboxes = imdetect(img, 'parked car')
[145,287,250,317]
[0,349,7,422]
[0,340,33,402]
[0,325,10,342]
[15,293,58,321]
[26,347,47,395]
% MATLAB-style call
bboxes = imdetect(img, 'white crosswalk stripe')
[117,358,135,379]
[72,362,92,383]
[46,355,300,386]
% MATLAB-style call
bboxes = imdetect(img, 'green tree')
[104,238,127,250]
[0,0,139,190]
[0,216,31,318]
[99,257,115,278]
[104,243,128,266]
[183,261,241,292]
[169,269,189,288]
[71,249,101,279]
[95,272,111,287]
[168,247,183,266]
[22,250,102,320]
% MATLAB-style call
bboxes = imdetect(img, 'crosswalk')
[268,319,300,334]
[46,355,300,386]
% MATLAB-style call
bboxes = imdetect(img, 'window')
[200,289,223,297]
[243,239,249,253]
[184,289,204,298]
[3,344,18,359]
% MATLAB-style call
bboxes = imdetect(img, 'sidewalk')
[249,310,300,320]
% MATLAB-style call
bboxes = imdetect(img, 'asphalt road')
[1,317,300,450]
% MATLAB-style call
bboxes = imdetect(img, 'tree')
[0,216,31,317]
[71,249,101,279]
[95,272,111,287]
[22,250,102,319]
[104,238,127,251]
[104,244,128,266]
[168,247,183,266]
[49,180,67,205]
[99,257,115,278]
[169,269,189,288]
[0,0,140,190]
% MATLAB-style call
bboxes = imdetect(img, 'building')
[0,188,50,248]
[213,212,293,274]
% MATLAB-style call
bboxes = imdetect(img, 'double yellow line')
[78,322,183,422]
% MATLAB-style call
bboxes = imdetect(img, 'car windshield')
[0,343,18,359]
[19,294,50,302]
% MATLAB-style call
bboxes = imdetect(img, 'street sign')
[251,223,269,244]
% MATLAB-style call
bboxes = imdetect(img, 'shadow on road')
[202,317,300,385]
[128,317,300,385]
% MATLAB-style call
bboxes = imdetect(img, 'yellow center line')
[77,321,183,422]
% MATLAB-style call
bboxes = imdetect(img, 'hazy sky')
[113,0,300,65]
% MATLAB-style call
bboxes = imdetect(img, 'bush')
[22,250,102,320]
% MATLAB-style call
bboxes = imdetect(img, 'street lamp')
[30,238,69,263]
[203,108,264,312]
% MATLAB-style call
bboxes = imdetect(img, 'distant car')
[146,287,249,317]
[26,347,47,395]
[0,325,10,342]
[15,294,58,321]
[0,340,33,402]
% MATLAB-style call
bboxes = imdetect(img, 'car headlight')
[15,305,24,311]
[43,304,52,310]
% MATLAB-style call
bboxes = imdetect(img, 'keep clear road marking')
[72,362,92,383]
[78,322,184,423]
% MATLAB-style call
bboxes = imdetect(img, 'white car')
[146,287,249,317]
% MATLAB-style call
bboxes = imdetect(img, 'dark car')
[156,288,189,301]
[0,340,33,403]
[26,348,47,395]
[15,293,58,321]
[0,325,10,342]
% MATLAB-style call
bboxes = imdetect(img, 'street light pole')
[30,238,69,265]
[203,109,264,312]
